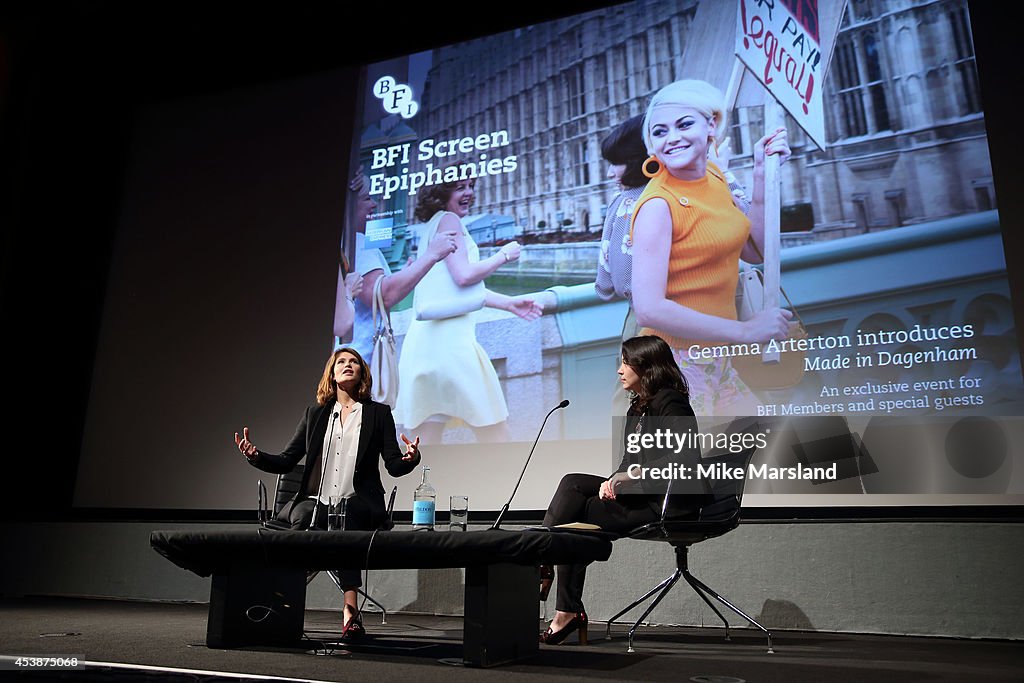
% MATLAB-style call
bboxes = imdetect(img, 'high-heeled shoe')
[539,565,554,601]
[539,611,588,645]
[341,611,365,641]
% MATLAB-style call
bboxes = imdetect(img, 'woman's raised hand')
[742,307,794,343]
[425,230,459,263]
[708,136,733,168]
[400,433,421,462]
[499,241,522,263]
[348,168,365,193]
[234,426,258,460]
[754,127,791,167]
[344,272,364,300]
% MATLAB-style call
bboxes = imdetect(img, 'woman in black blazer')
[234,347,421,639]
[539,335,704,645]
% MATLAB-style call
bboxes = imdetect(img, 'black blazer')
[248,399,419,526]
[615,387,706,515]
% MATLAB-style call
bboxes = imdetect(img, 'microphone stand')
[491,400,569,530]
[309,409,340,530]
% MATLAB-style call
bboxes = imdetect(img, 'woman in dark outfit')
[539,335,704,645]
[234,347,421,640]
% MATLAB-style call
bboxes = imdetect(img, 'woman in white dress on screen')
[395,168,542,444]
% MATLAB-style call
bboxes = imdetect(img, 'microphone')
[386,485,398,516]
[258,480,268,526]
[491,399,570,530]
[310,410,340,530]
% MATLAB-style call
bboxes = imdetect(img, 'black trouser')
[273,495,376,589]
[541,473,660,613]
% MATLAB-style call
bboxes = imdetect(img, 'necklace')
[633,409,647,435]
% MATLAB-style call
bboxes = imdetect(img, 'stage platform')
[1,597,1021,682]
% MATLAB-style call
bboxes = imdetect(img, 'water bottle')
[412,465,436,530]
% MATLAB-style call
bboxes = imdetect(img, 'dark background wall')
[0,1,624,519]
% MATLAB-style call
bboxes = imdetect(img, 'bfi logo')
[373,76,419,119]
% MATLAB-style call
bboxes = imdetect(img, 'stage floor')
[0,597,1021,682]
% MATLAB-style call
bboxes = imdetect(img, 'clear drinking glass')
[449,495,469,531]
[328,495,348,531]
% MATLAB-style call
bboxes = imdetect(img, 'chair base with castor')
[605,433,774,654]
[605,543,773,654]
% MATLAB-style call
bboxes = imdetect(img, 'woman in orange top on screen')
[630,79,791,415]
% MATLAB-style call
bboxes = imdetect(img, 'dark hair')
[621,335,689,405]
[316,347,372,404]
[413,164,476,222]
[600,114,648,189]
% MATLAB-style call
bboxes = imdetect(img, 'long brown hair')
[621,335,689,407]
[316,347,372,405]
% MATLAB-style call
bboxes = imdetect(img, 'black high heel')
[539,611,588,645]
[539,565,554,601]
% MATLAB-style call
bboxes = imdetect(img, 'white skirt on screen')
[394,312,508,429]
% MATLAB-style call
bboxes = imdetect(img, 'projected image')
[339,0,1022,466]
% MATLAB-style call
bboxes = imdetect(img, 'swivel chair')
[258,464,393,624]
[605,444,773,653]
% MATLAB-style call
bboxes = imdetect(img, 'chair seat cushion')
[628,513,739,545]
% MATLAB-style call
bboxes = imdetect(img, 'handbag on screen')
[370,276,399,408]
[413,211,486,321]
[731,257,808,391]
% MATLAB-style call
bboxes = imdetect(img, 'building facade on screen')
[402,0,990,245]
